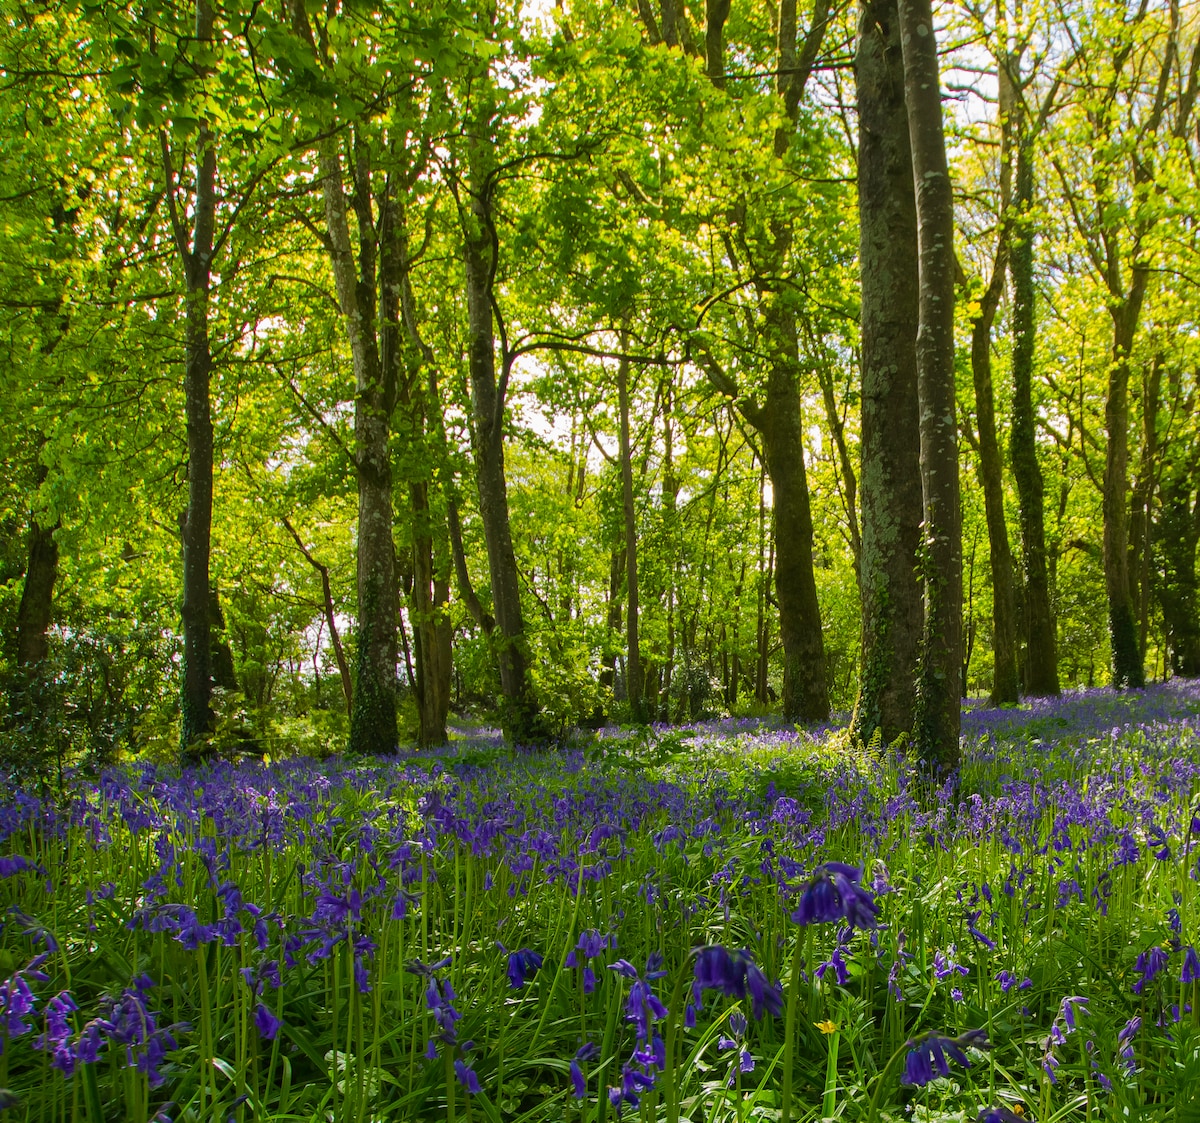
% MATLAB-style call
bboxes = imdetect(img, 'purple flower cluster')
[790,863,879,929]
[691,945,783,1022]
[902,1027,990,1086]
[29,973,185,1087]
[607,954,669,1114]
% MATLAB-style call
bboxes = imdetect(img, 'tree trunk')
[176,3,219,761]
[1129,357,1162,658]
[1155,462,1200,676]
[600,546,624,701]
[208,584,238,693]
[899,0,962,772]
[616,348,645,721]
[410,482,450,746]
[394,206,451,748]
[318,136,399,754]
[1008,135,1059,696]
[970,261,1019,705]
[462,125,545,745]
[448,497,495,636]
[15,497,58,671]
[760,302,829,722]
[1103,304,1146,689]
[851,0,924,748]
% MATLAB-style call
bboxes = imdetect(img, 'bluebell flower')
[815,946,851,986]
[901,1028,989,1087]
[1182,946,1200,983]
[570,1042,599,1099]
[506,948,544,989]
[454,1059,481,1094]
[1133,945,1170,994]
[1059,995,1088,1031]
[967,910,996,950]
[692,946,783,1020]
[790,862,879,929]
[977,1107,1027,1123]
[254,1003,281,1040]
[565,930,611,994]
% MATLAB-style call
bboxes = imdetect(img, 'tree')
[1051,0,1199,689]
[852,0,924,746]
[1007,43,1061,697]
[898,0,962,769]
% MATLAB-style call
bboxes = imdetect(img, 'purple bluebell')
[570,1042,599,1099]
[1059,995,1088,1031]
[977,1108,1027,1123]
[454,1059,481,1094]
[816,946,851,987]
[609,956,669,1042]
[33,991,77,1075]
[1182,946,1200,983]
[565,930,612,994]
[506,948,544,989]
[790,862,879,929]
[1133,945,1170,994]
[254,1003,281,1040]
[691,946,783,1020]
[901,1028,989,1087]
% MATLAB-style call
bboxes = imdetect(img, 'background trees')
[3,0,1200,766]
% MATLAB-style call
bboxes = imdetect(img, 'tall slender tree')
[851,0,924,747]
[898,0,962,770]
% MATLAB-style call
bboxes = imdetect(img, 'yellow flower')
[814,1019,839,1035]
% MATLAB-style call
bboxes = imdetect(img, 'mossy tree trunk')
[851,0,924,748]
[899,0,962,772]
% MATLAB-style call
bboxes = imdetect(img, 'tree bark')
[15,478,58,671]
[394,206,451,747]
[899,0,962,771]
[1008,136,1059,696]
[173,0,219,762]
[462,118,545,744]
[616,347,645,721]
[851,0,924,748]
[1155,441,1200,676]
[760,303,829,722]
[970,249,1019,706]
[318,135,399,754]
[1103,301,1147,689]
[409,482,450,746]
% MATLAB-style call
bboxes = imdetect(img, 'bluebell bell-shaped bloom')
[692,946,784,1020]
[609,954,669,1042]
[816,946,851,986]
[1059,995,1088,1031]
[506,948,544,989]
[0,856,37,878]
[454,1059,481,1094]
[570,1043,599,1099]
[565,930,612,994]
[34,992,77,1075]
[254,1003,281,1040]
[901,1028,989,1087]
[966,910,996,950]
[1182,946,1200,983]
[977,1107,1027,1123]
[995,970,1031,994]
[1133,945,1170,994]
[790,863,879,929]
